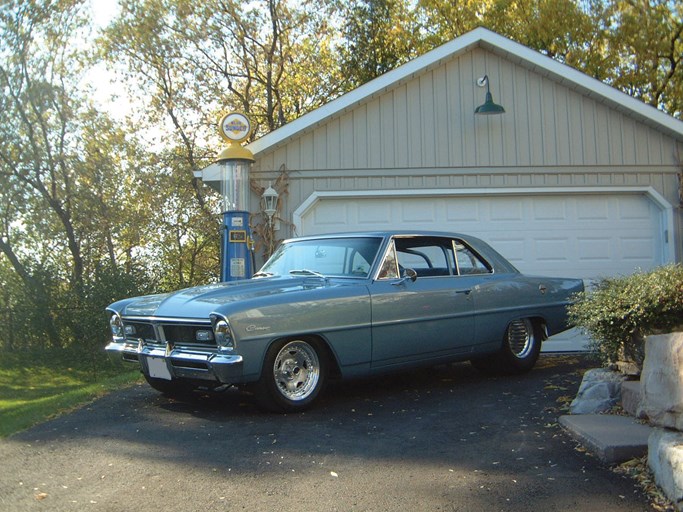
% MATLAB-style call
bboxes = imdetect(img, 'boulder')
[570,368,626,414]
[648,428,683,511]
[639,332,683,430]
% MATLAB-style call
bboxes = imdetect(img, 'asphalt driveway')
[0,355,656,511]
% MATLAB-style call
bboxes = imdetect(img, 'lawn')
[0,348,141,438]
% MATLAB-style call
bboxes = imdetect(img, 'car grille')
[123,319,216,348]
[125,321,156,343]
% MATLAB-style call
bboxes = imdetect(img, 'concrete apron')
[543,327,591,353]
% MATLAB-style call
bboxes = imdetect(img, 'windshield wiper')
[252,271,275,278]
[289,269,326,278]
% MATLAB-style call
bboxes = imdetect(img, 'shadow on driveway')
[0,355,656,511]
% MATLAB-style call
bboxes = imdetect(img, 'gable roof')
[247,27,683,156]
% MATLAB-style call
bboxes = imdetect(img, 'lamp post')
[215,112,255,281]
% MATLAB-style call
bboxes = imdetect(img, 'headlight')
[195,330,214,342]
[211,315,235,351]
[109,313,125,341]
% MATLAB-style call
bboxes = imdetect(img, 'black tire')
[471,318,543,375]
[253,337,328,413]
[143,373,195,397]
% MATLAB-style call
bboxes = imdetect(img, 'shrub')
[568,264,683,368]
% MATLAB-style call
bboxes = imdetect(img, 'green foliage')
[339,0,420,87]
[568,265,683,366]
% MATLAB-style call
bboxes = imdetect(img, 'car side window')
[454,240,491,275]
[349,250,372,276]
[394,237,456,277]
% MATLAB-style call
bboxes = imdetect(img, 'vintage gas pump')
[214,112,255,281]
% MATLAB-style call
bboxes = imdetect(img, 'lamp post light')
[261,182,279,227]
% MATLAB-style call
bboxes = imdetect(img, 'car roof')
[283,230,482,242]
[280,231,519,274]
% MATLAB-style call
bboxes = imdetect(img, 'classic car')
[106,231,583,412]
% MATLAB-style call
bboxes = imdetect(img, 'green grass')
[0,348,141,438]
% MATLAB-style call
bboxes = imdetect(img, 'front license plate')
[147,357,172,380]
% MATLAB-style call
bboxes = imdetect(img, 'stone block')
[570,368,626,414]
[639,332,683,430]
[621,380,644,418]
[648,428,683,511]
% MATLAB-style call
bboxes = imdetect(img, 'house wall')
[250,47,683,261]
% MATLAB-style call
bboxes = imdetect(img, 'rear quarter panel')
[471,273,583,348]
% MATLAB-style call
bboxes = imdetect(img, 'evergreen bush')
[568,264,683,368]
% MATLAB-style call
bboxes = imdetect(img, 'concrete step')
[559,414,651,464]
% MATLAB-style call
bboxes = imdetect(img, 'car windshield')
[257,237,383,278]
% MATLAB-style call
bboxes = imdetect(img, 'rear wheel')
[254,338,327,412]
[471,318,543,374]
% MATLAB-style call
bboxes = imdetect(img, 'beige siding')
[256,48,679,173]
[250,46,682,251]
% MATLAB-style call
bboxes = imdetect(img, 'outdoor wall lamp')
[475,75,506,115]
[261,182,279,227]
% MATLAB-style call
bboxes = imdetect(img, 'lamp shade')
[475,91,506,115]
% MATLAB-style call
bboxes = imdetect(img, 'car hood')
[112,276,347,319]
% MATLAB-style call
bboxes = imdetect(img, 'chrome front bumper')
[105,340,244,385]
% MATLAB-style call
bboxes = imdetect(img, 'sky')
[89,0,120,29]
[84,0,131,121]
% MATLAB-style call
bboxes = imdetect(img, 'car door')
[369,236,481,367]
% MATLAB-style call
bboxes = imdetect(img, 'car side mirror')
[403,268,417,282]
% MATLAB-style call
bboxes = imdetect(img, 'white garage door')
[301,192,667,352]
[301,193,665,281]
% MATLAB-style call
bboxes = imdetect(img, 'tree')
[603,0,682,116]
[0,0,158,348]
[338,0,420,88]
[414,0,682,119]
[0,0,92,345]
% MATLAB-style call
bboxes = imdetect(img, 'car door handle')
[455,289,472,295]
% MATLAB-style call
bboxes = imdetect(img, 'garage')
[238,28,682,352]
[297,189,668,281]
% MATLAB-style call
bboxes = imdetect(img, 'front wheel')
[471,318,543,374]
[254,338,327,412]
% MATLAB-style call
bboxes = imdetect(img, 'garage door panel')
[486,237,525,265]
[618,196,654,220]
[534,239,570,261]
[490,199,524,221]
[358,202,392,225]
[301,193,664,280]
[402,201,436,223]
[311,201,349,228]
[620,237,657,262]
[533,199,567,220]
[576,197,609,219]
[446,201,479,221]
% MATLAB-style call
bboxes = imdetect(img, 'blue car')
[106,231,583,411]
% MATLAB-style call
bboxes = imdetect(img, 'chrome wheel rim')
[273,340,320,401]
[506,319,535,359]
